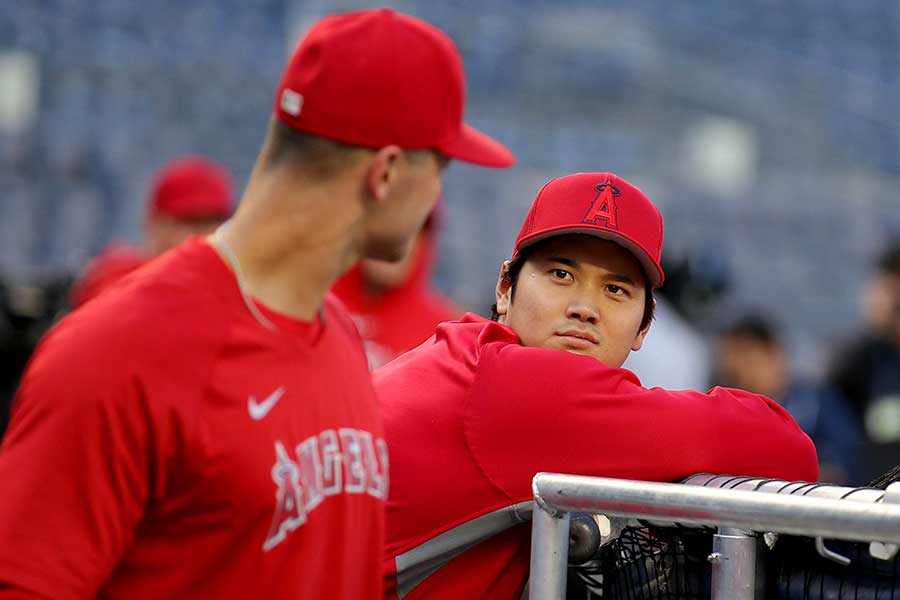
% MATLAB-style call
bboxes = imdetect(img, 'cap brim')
[516,227,665,288]
[437,123,515,168]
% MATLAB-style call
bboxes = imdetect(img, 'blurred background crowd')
[1,0,899,486]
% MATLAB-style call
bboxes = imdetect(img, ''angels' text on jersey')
[264,427,389,551]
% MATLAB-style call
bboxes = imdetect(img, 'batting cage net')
[566,524,900,600]
[554,473,900,600]
[568,525,712,599]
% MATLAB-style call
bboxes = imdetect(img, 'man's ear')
[631,298,655,351]
[365,145,403,203]
[495,261,513,319]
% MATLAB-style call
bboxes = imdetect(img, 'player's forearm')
[467,348,819,499]
[467,385,816,501]
[676,386,819,481]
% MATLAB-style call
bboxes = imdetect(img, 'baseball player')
[374,173,817,599]
[0,9,513,600]
[69,155,236,308]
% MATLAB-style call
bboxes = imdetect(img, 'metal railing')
[529,472,900,599]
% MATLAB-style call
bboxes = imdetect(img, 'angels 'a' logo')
[583,180,620,230]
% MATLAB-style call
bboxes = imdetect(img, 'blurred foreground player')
[69,156,235,308]
[375,173,817,599]
[0,8,513,600]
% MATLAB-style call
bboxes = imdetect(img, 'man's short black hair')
[876,239,900,276]
[489,240,656,331]
[720,313,780,349]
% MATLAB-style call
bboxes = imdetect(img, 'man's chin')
[544,339,597,360]
[562,347,597,360]
[362,239,408,263]
[543,340,613,364]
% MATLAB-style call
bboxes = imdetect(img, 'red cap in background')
[148,156,235,220]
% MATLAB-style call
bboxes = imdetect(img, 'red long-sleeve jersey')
[375,313,818,600]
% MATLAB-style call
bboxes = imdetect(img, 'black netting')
[869,464,900,490]
[766,536,900,599]
[568,526,712,599]
[565,526,900,600]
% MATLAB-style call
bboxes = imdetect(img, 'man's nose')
[566,297,600,324]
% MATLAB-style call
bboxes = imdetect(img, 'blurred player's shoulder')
[69,243,147,308]
[37,238,233,376]
[9,238,233,429]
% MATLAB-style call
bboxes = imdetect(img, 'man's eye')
[551,269,572,280]
[607,284,622,294]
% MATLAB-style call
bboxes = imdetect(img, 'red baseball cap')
[274,8,514,168]
[513,173,665,288]
[148,157,235,220]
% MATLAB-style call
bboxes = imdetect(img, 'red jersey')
[68,243,147,308]
[374,314,818,600]
[0,238,387,599]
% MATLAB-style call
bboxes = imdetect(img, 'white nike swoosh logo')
[248,386,286,420]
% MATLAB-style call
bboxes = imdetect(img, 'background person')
[715,312,862,484]
[827,239,900,483]
[69,156,236,307]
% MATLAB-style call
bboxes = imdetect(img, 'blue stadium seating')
[1,0,899,368]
